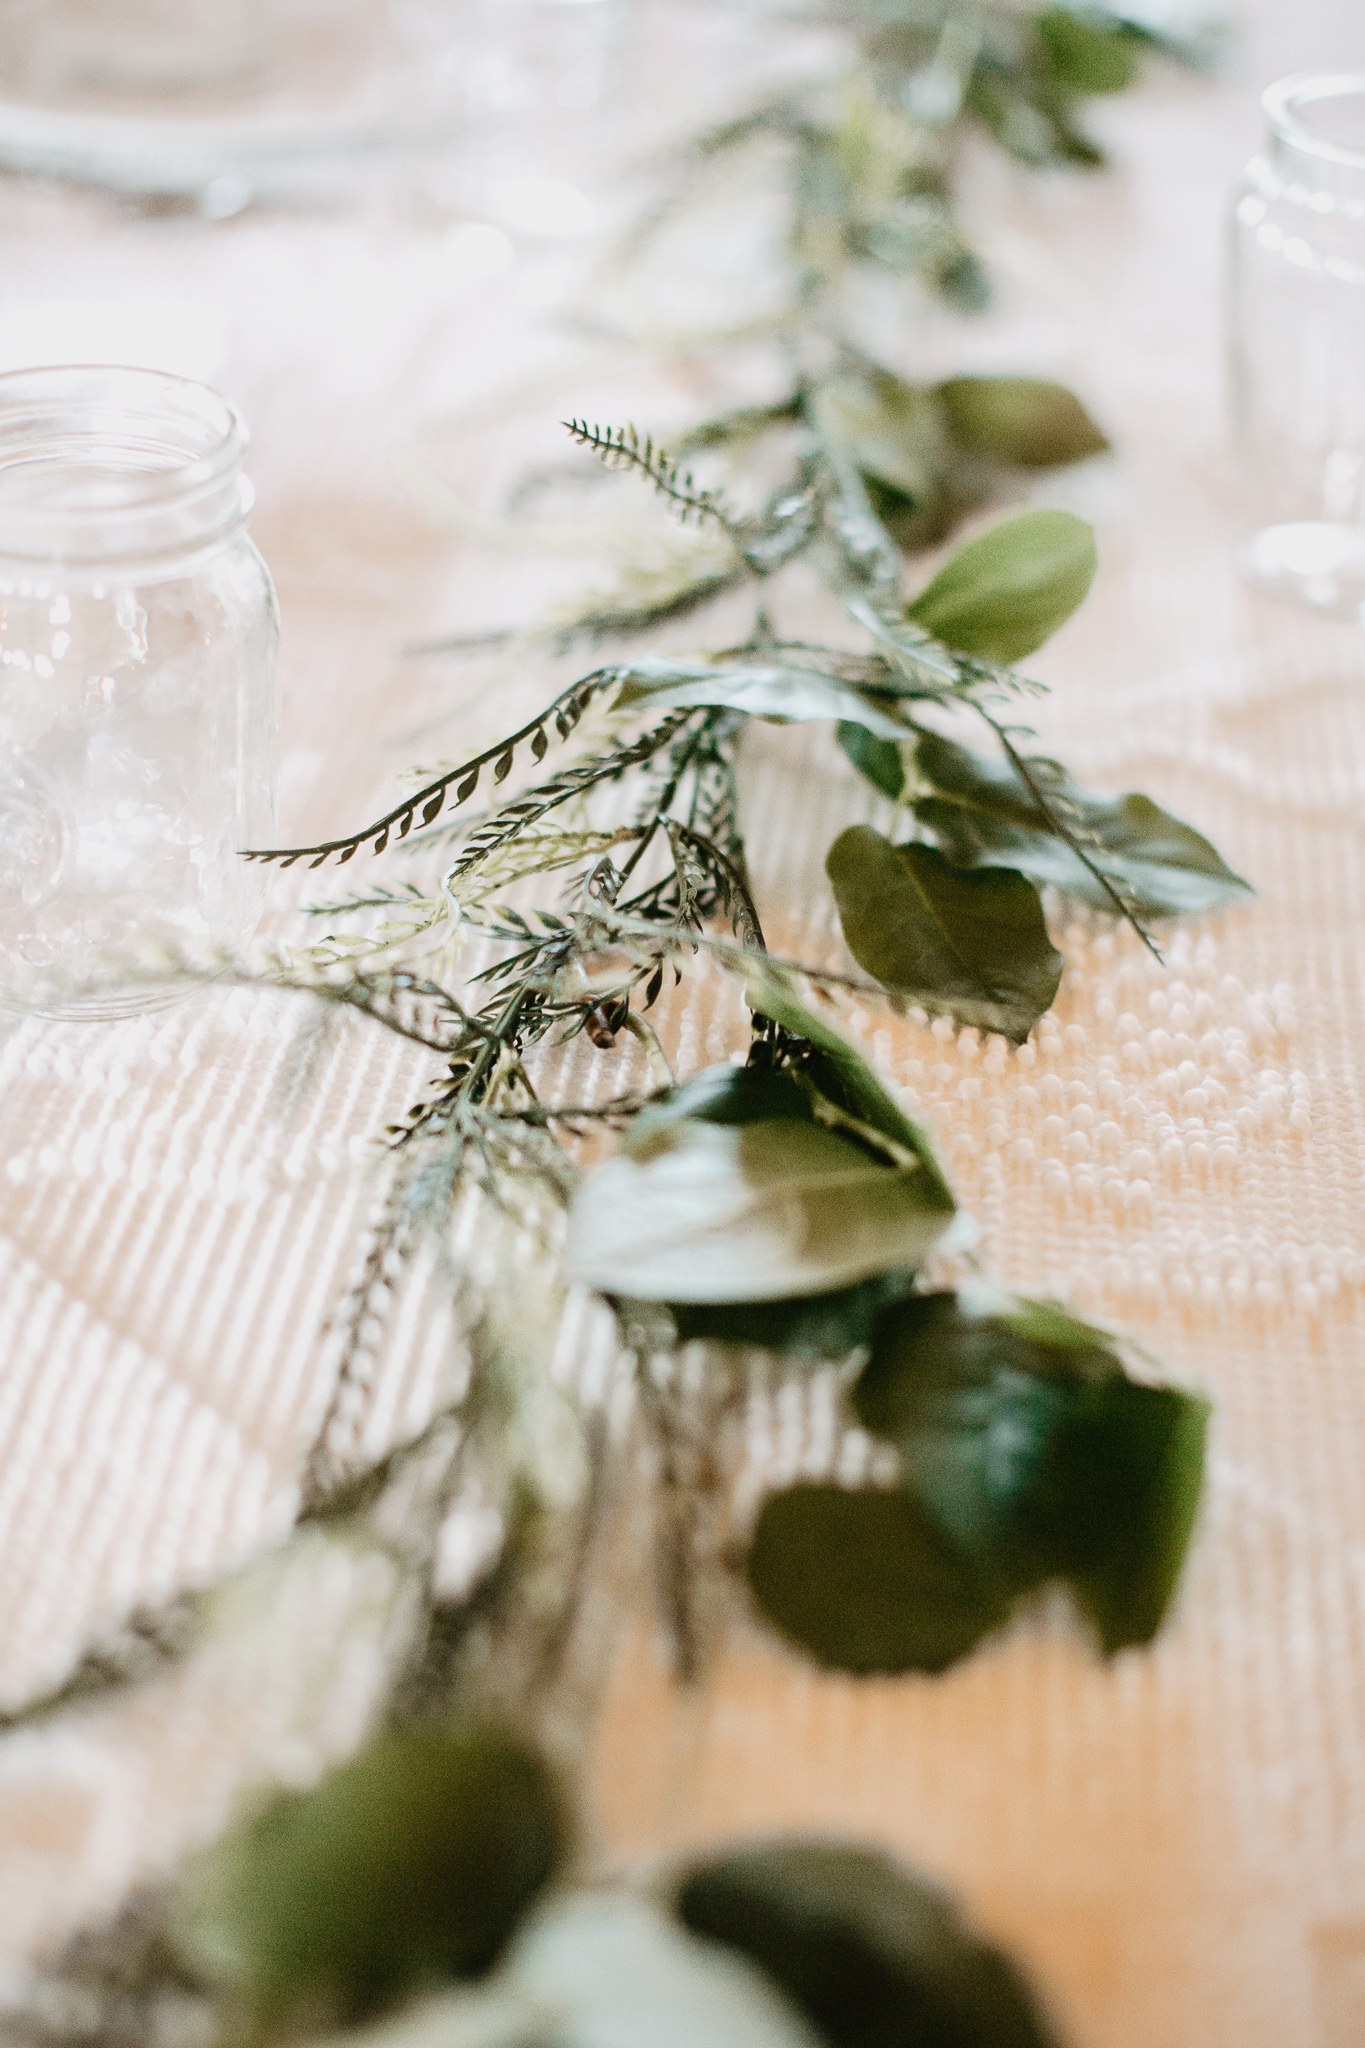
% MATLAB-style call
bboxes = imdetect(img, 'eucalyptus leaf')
[628,1064,814,1148]
[169,1723,564,2036]
[853,1291,1210,1652]
[905,509,1097,662]
[937,377,1109,469]
[1037,8,1140,93]
[912,731,1253,918]
[568,1115,954,1305]
[677,1842,1061,2048]
[614,657,911,741]
[836,719,906,800]
[745,963,955,1205]
[826,827,1062,1042]
[1062,1375,1211,1653]
[746,1483,1008,1673]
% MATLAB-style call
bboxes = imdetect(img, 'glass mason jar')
[1229,74,1365,618]
[0,366,278,1019]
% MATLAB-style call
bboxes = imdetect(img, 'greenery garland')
[5,6,1237,2045]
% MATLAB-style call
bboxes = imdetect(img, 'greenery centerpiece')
[4,6,1237,2046]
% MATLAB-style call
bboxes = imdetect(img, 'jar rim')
[1263,72,1365,173]
[0,364,250,566]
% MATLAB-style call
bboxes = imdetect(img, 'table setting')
[0,3,1363,2044]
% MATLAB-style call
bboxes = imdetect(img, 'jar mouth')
[1264,73,1365,173]
[0,364,251,568]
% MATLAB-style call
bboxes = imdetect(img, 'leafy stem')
[971,698,1163,959]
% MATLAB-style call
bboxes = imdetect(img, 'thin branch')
[974,702,1164,961]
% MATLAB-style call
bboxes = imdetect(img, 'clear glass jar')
[0,365,278,1019]
[1229,74,1365,618]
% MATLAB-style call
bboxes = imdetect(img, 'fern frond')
[244,667,624,870]
[563,418,740,535]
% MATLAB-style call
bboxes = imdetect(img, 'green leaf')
[1037,9,1139,93]
[568,1115,955,1305]
[1062,1376,1211,1653]
[937,376,1109,469]
[912,731,1253,919]
[677,1842,1061,2048]
[837,719,906,800]
[614,657,912,741]
[853,1291,1210,1651]
[905,509,1097,662]
[745,1484,1009,1673]
[169,1722,564,2035]
[628,1064,815,1149]
[853,1291,1119,1589]
[668,1268,919,1362]
[825,827,1062,1043]
[744,963,955,1206]
[510,1891,825,2048]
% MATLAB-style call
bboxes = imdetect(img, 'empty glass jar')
[0,366,278,1019]
[1229,74,1365,618]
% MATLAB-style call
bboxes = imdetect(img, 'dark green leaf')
[912,731,1253,919]
[614,657,911,741]
[628,1064,814,1150]
[937,247,993,313]
[745,1484,1008,1674]
[669,1268,919,1362]
[854,1291,1121,1590]
[937,376,1109,469]
[905,509,1097,662]
[569,1115,954,1305]
[169,1722,564,2035]
[863,471,939,550]
[678,1842,1061,2048]
[1037,9,1140,93]
[1062,1376,1210,1653]
[837,720,906,800]
[826,827,1062,1043]
[853,1291,1210,1651]
[744,964,955,1205]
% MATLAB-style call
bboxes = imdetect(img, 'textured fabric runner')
[1,4,1364,2042]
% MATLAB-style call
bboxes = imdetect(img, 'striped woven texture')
[2,3,1365,2041]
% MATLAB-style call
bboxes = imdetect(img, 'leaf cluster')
[0,10,1239,2041]
[747,1288,1210,1673]
[819,365,1109,552]
[627,0,1210,325]
[165,1710,1064,2048]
